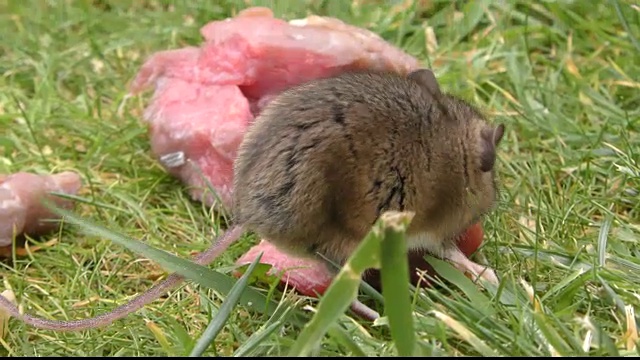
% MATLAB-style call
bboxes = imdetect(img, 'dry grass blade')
[430,310,498,357]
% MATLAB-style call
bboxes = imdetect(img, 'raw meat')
[0,171,83,246]
[234,239,334,298]
[235,223,485,295]
[129,6,420,209]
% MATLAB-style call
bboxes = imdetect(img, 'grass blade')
[379,212,416,356]
[424,255,495,317]
[326,323,367,357]
[287,212,413,356]
[145,320,174,355]
[232,304,295,357]
[597,217,612,267]
[533,312,572,356]
[540,268,588,302]
[189,252,264,357]
[610,0,640,53]
[456,0,490,42]
[590,316,621,356]
[430,310,499,357]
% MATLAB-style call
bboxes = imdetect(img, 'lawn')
[1,0,639,356]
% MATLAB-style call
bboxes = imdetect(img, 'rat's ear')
[408,69,441,97]
[479,124,505,172]
[492,124,505,146]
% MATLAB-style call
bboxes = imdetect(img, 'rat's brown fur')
[234,69,505,266]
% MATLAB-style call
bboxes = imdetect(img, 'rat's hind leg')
[443,246,499,285]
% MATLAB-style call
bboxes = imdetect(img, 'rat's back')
[232,71,429,261]
[232,69,501,265]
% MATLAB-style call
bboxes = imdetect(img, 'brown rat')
[234,68,504,281]
[0,68,504,331]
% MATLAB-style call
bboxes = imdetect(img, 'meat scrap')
[234,239,334,298]
[129,6,420,209]
[0,171,83,247]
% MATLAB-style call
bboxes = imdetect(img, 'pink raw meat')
[234,240,334,297]
[129,6,420,209]
[0,171,83,246]
[141,77,252,207]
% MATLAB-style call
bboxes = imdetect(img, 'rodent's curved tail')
[0,226,244,332]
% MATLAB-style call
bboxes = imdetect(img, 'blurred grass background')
[0,0,639,356]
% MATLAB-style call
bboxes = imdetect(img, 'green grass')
[1,0,639,356]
